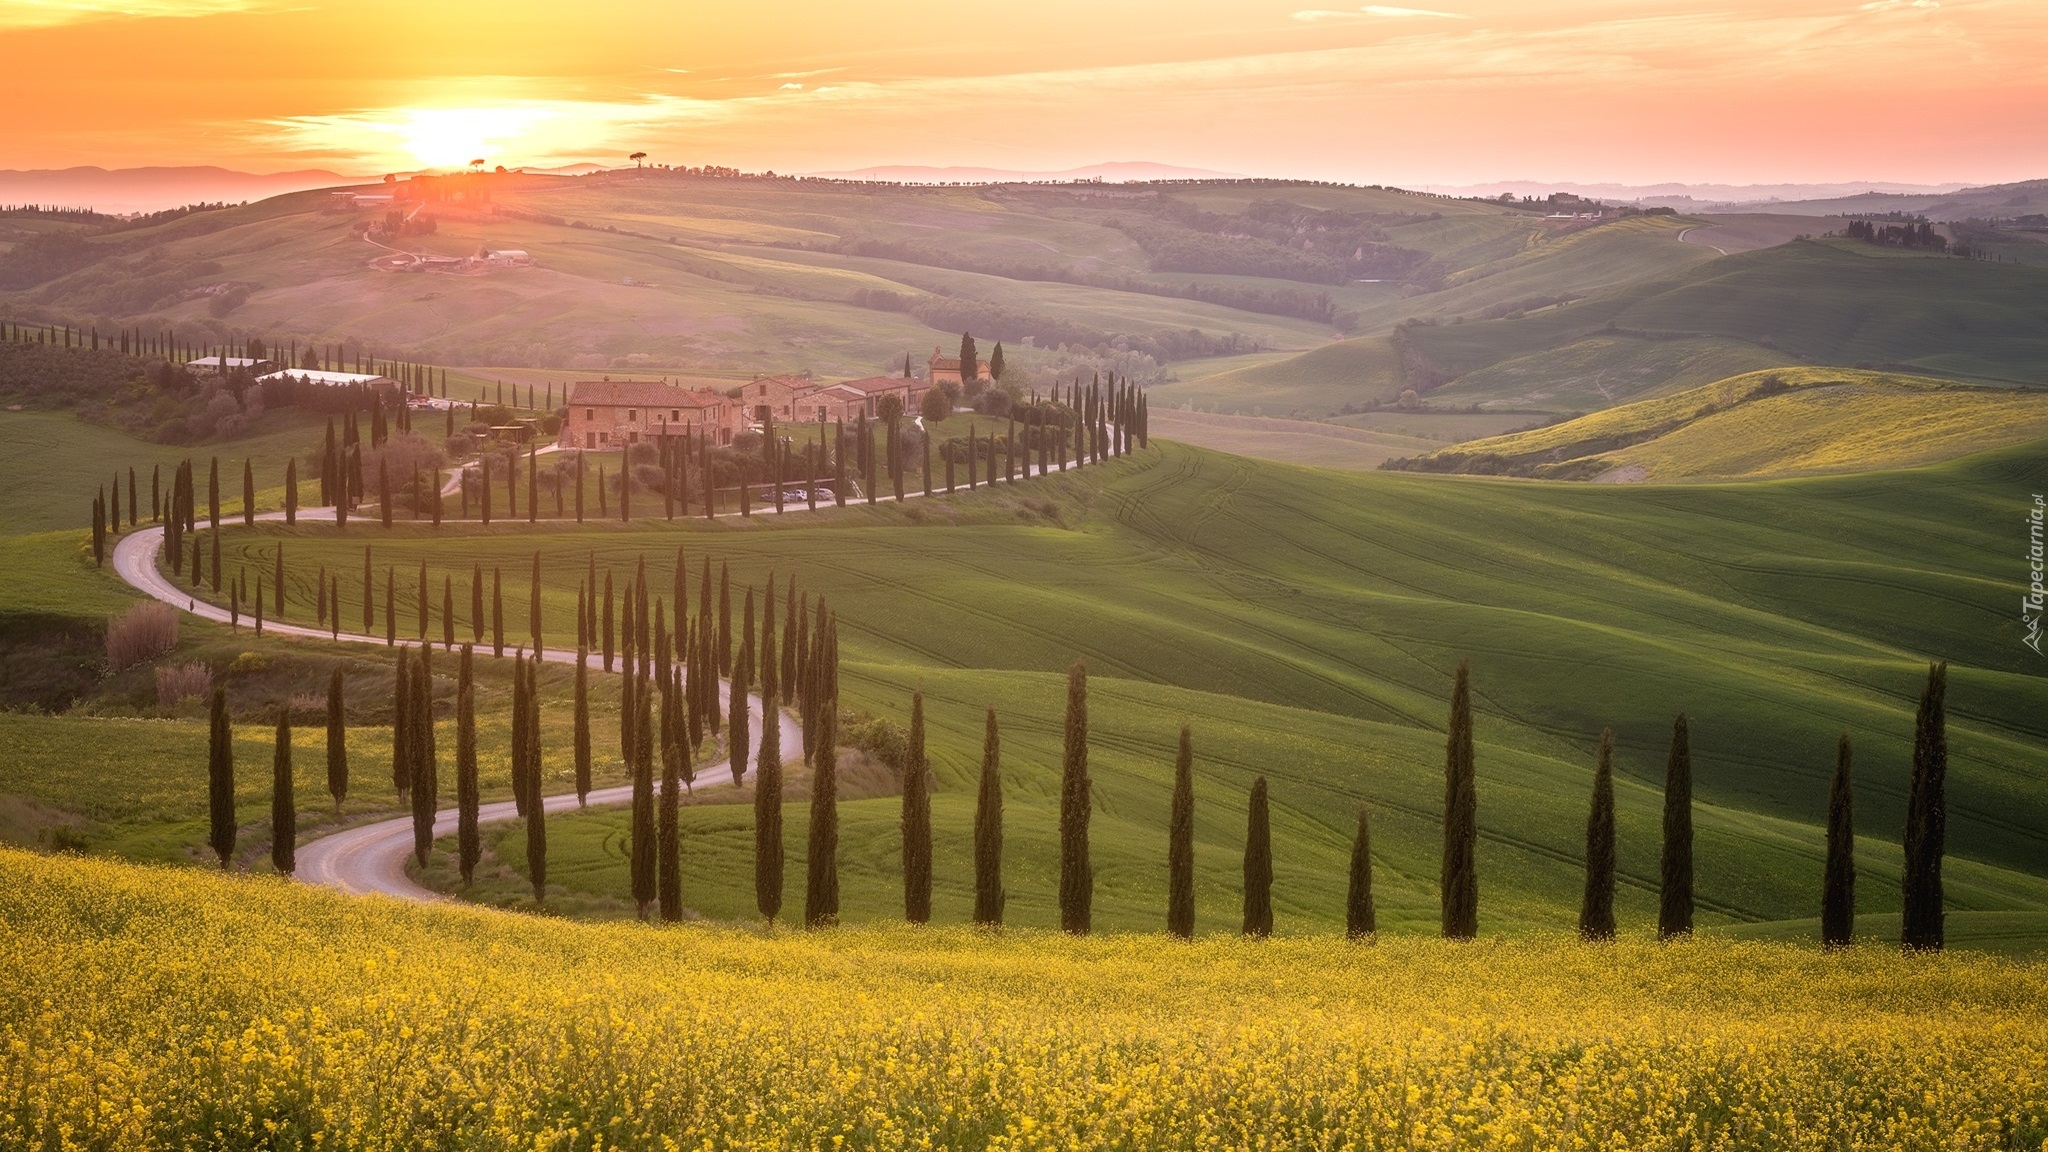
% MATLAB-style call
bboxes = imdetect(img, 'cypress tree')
[457,648,480,883]
[1902,662,1948,951]
[717,562,731,674]
[1347,805,1376,940]
[442,577,454,649]
[756,669,785,922]
[208,688,235,869]
[242,458,256,526]
[492,567,504,657]
[1659,713,1694,940]
[325,668,347,809]
[659,693,684,922]
[1823,732,1855,949]
[1580,729,1617,941]
[739,587,756,685]
[1058,660,1092,934]
[529,553,543,655]
[410,650,438,868]
[1441,659,1478,940]
[973,706,1004,928]
[1242,776,1273,938]
[602,570,615,672]
[630,679,656,919]
[573,648,592,805]
[1167,724,1195,939]
[804,700,839,928]
[470,564,483,644]
[780,581,799,706]
[522,656,545,904]
[728,660,751,786]
[902,690,931,924]
[417,560,429,640]
[285,458,298,525]
[391,650,412,799]
[272,706,295,875]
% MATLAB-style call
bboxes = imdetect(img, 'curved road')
[112,520,803,902]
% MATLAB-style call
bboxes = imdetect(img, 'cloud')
[778,82,805,90]
[1859,0,1939,8]
[1293,4,1465,20]
[0,0,271,30]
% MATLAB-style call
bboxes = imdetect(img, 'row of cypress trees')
[201,629,1954,948]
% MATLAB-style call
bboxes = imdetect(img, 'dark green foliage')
[1580,729,1617,941]
[271,707,294,876]
[728,659,751,786]
[1241,776,1272,938]
[1347,806,1375,940]
[973,706,1004,928]
[457,648,480,885]
[659,688,684,922]
[207,688,234,869]
[1823,732,1855,949]
[755,676,784,922]
[805,694,839,929]
[1440,660,1478,940]
[901,691,931,924]
[410,649,438,869]
[1659,713,1694,940]
[391,652,411,800]
[522,655,545,904]
[1058,661,1092,935]
[1903,662,1948,952]
[325,668,346,810]
[630,678,656,919]
[573,649,592,805]
[1167,724,1194,939]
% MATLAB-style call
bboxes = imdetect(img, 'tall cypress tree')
[659,685,684,922]
[573,648,592,805]
[1823,732,1855,949]
[1058,660,1092,934]
[1166,724,1195,939]
[410,650,437,868]
[457,648,480,884]
[470,564,484,644]
[510,646,530,818]
[902,690,932,924]
[630,679,656,919]
[271,706,295,875]
[1902,662,1948,952]
[756,671,784,922]
[973,706,1004,928]
[1440,660,1478,940]
[208,688,235,869]
[1580,728,1618,941]
[717,562,732,674]
[523,655,545,904]
[728,660,751,786]
[285,458,298,525]
[529,553,543,655]
[325,668,347,810]
[1347,805,1375,940]
[804,696,839,928]
[1242,776,1273,938]
[1659,713,1694,940]
[391,649,412,799]
[242,458,256,527]
[492,568,504,658]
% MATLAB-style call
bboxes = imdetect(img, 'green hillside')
[68,436,2035,941]
[1399,368,2048,480]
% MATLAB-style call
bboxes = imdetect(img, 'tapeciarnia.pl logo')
[2026,493,2045,656]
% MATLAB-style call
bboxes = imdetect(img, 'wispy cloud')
[1293,4,1466,21]
[0,0,271,30]
[1859,0,1939,9]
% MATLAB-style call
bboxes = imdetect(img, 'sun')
[397,106,541,170]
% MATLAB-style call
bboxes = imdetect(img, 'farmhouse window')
[628,409,638,422]
[585,408,594,420]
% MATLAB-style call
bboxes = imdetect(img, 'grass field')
[1406,367,2048,481]
[4,846,2047,1148]
[109,436,2048,942]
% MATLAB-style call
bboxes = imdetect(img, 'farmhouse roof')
[833,375,917,394]
[256,369,393,387]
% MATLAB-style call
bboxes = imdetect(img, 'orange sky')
[2,0,2045,184]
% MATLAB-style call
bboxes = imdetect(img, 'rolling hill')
[1394,368,2048,480]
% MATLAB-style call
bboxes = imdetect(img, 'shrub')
[227,651,269,678]
[105,602,179,671]
[155,662,214,707]
[838,709,907,775]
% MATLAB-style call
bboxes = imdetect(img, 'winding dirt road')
[112,520,802,901]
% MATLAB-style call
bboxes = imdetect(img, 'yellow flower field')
[2,847,2045,1151]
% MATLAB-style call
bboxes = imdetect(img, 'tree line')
[203,628,1957,948]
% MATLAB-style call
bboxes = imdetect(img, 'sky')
[1,0,2044,186]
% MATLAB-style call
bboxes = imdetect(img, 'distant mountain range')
[801,161,1244,184]
[0,166,367,215]
[1435,180,1977,209]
